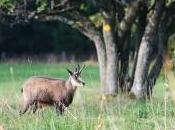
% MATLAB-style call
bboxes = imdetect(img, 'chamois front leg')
[59,104,65,114]
[55,101,65,115]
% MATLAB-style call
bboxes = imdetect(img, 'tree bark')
[93,34,107,90]
[117,0,144,92]
[119,38,130,92]
[103,15,118,95]
[146,13,168,97]
[130,0,165,99]
[118,0,143,43]
[130,3,147,90]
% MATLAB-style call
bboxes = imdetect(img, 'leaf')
[89,13,104,27]
[36,0,48,13]
[0,0,13,10]
[80,3,85,10]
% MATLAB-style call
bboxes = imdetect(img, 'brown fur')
[20,76,77,114]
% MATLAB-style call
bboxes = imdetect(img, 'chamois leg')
[32,101,38,113]
[55,101,64,115]
[20,97,35,115]
[55,102,60,115]
[20,101,30,114]
[59,105,65,114]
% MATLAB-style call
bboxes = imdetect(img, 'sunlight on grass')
[0,63,175,130]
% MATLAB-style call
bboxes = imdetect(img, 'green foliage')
[80,3,88,11]
[89,13,104,27]
[168,35,175,71]
[150,0,156,6]
[167,0,175,5]
[0,0,50,13]
[79,0,98,15]
[36,0,48,13]
[0,0,10,7]
[0,0,14,12]
[168,34,175,59]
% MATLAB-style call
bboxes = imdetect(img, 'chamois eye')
[75,74,78,78]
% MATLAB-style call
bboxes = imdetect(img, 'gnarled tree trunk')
[118,0,144,92]
[130,0,165,99]
[130,3,147,90]
[146,13,169,97]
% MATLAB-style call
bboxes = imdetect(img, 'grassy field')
[0,63,175,130]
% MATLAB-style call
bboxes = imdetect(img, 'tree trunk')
[119,38,130,92]
[103,15,118,95]
[117,0,144,92]
[118,0,143,43]
[130,3,147,90]
[93,34,107,90]
[146,15,168,97]
[130,0,165,99]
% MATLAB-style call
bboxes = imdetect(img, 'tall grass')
[0,63,175,130]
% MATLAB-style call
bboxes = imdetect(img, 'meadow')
[0,63,175,130]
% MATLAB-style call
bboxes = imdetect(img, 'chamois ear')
[66,68,73,75]
[77,64,80,71]
[75,67,78,72]
[79,65,85,74]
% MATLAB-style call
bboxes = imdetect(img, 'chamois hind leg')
[20,101,30,114]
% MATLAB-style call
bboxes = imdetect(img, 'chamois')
[20,64,85,115]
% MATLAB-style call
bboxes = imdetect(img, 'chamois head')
[66,64,86,87]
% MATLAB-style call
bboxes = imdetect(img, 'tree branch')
[54,0,70,8]
[36,11,99,41]
[118,0,145,45]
